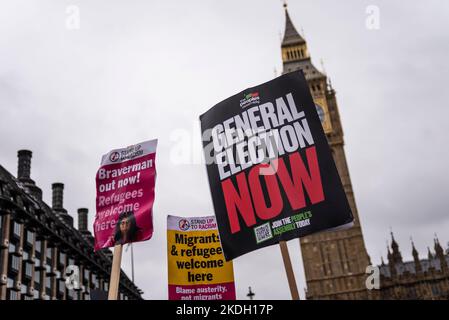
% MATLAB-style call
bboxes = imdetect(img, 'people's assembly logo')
[109,151,120,162]
[240,92,260,108]
[179,219,190,231]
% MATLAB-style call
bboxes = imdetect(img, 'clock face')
[315,103,325,123]
[313,97,333,134]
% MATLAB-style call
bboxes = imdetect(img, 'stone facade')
[374,234,449,300]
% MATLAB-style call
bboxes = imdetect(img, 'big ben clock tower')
[281,4,371,299]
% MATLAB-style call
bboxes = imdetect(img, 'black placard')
[200,71,353,261]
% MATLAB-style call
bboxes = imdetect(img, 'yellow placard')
[167,215,236,300]
[167,229,234,285]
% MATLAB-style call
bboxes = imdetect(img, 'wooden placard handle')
[279,240,300,300]
[108,244,123,300]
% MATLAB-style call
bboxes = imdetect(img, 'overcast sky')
[1,0,448,299]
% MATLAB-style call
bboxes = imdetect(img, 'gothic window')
[431,284,440,296]
[408,286,417,299]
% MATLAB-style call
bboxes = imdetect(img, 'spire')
[390,231,403,263]
[427,247,433,260]
[434,236,444,255]
[390,231,398,248]
[327,77,334,91]
[411,238,422,273]
[386,241,392,260]
[411,238,419,259]
[386,243,394,267]
[282,3,306,47]
[280,3,324,80]
[320,58,327,75]
[434,235,448,271]
[386,245,397,277]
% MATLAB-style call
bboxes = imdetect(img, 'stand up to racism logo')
[199,71,353,260]
[94,139,157,250]
[167,215,236,300]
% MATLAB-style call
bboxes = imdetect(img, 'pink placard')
[94,139,157,251]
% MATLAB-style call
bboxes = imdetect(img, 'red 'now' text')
[221,146,325,234]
